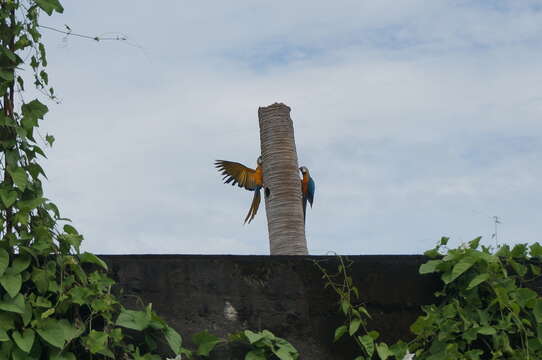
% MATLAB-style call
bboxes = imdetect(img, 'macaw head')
[299,166,309,175]
[257,156,263,166]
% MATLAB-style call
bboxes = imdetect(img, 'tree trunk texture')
[258,103,308,255]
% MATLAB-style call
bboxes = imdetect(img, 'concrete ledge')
[101,255,440,359]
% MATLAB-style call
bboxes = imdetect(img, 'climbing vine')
[0,1,189,359]
[314,257,409,360]
[318,238,542,360]
[410,237,542,359]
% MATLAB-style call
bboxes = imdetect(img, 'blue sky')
[32,1,542,254]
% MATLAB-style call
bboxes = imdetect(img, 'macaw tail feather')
[302,197,307,224]
[244,187,261,224]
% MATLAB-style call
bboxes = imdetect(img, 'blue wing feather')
[307,177,315,207]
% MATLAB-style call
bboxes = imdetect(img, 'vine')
[410,237,542,359]
[317,238,542,360]
[0,1,189,359]
[314,257,409,360]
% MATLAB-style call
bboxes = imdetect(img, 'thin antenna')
[491,216,502,247]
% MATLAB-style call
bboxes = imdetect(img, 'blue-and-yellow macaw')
[215,156,263,224]
[299,166,315,222]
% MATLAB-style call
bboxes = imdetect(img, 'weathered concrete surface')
[100,255,440,359]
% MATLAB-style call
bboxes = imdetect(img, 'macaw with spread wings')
[299,166,315,222]
[215,156,263,224]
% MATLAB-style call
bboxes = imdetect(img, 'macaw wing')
[307,177,315,206]
[215,160,260,190]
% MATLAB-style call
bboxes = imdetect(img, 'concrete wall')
[101,255,440,359]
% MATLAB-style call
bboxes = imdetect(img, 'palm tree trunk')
[258,103,308,255]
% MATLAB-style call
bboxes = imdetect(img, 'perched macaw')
[214,156,263,224]
[299,166,315,222]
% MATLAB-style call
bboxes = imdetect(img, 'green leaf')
[244,330,264,344]
[21,303,32,327]
[164,326,183,355]
[0,249,8,276]
[376,342,392,360]
[423,248,440,258]
[511,243,527,258]
[410,316,429,336]
[17,197,46,211]
[116,309,151,331]
[58,234,83,253]
[41,308,55,319]
[444,255,477,284]
[59,319,84,343]
[35,318,66,348]
[358,306,371,319]
[35,0,64,15]
[45,134,55,147]
[340,299,349,315]
[0,312,15,330]
[510,259,527,277]
[389,341,408,359]
[467,273,490,290]
[31,267,49,294]
[192,330,222,356]
[468,236,481,249]
[7,167,28,192]
[349,317,361,335]
[79,252,108,271]
[0,327,8,342]
[333,325,347,342]
[21,100,48,131]
[0,69,14,81]
[245,349,266,360]
[0,189,18,208]
[530,243,542,257]
[477,326,497,335]
[12,328,35,353]
[0,271,22,298]
[32,296,53,308]
[0,46,17,63]
[0,293,25,314]
[534,299,542,323]
[419,260,443,274]
[11,347,28,360]
[359,334,375,357]
[273,346,295,360]
[84,330,108,354]
[68,286,94,305]
[49,350,77,360]
[12,254,31,273]
[515,287,538,308]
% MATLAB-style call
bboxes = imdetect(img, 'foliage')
[233,329,299,360]
[318,238,542,360]
[0,1,188,359]
[314,257,409,360]
[190,329,299,360]
[410,237,542,360]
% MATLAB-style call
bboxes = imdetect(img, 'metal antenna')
[491,216,502,247]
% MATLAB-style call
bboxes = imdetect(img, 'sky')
[30,0,542,254]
